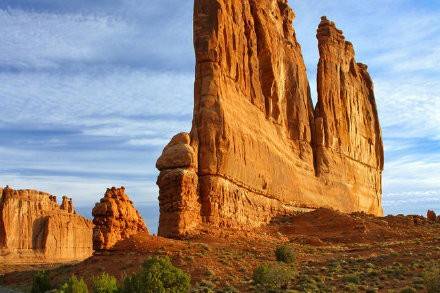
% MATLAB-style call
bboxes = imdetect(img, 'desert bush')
[120,256,190,293]
[342,273,360,284]
[400,287,417,293]
[275,245,296,264]
[253,263,295,291]
[191,279,215,292]
[31,270,52,293]
[424,267,440,293]
[58,275,88,293]
[91,273,118,293]
[217,285,239,293]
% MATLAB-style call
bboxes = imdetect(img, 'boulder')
[92,187,148,250]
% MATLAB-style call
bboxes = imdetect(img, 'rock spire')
[156,0,384,238]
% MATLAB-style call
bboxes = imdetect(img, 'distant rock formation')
[0,186,93,263]
[156,0,384,238]
[427,210,437,222]
[92,187,148,250]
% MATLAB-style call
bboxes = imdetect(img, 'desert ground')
[2,209,440,292]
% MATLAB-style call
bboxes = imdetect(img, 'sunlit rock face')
[156,0,384,238]
[315,17,384,216]
[0,186,93,263]
[92,187,149,250]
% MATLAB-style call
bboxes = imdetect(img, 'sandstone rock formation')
[427,210,437,222]
[314,16,384,214]
[92,187,148,250]
[156,0,384,238]
[0,186,93,263]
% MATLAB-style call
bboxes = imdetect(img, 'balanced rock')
[156,133,201,237]
[92,187,148,250]
[156,0,384,238]
[0,186,93,263]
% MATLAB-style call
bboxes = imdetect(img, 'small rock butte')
[0,186,93,263]
[92,187,149,250]
[156,0,384,238]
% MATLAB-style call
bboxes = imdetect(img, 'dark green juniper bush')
[275,245,296,264]
[120,256,190,293]
[31,270,52,293]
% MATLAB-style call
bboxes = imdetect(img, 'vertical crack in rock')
[156,1,384,238]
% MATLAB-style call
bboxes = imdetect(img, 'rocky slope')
[92,187,148,250]
[3,209,440,292]
[0,186,93,263]
[157,0,384,237]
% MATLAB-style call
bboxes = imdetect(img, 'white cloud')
[127,138,169,147]
[0,9,132,69]
[0,173,158,206]
[0,69,194,131]
[1,1,439,217]
[376,77,440,141]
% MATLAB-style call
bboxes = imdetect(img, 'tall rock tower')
[156,0,384,238]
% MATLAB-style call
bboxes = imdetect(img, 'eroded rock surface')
[156,0,384,237]
[0,186,93,263]
[92,187,148,250]
[314,16,384,215]
[156,133,201,238]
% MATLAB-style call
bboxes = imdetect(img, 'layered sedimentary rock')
[315,17,384,215]
[92,187,148,250]
[157,133,201,237]
[156,0,384,237]
[0,186,93,263]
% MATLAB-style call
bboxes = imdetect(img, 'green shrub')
[253,263,295,291]
[31,270,52,293]
[120,256,190,293]
[217,285,239,293]
[91,273,118,293]
[342,274,360,284]
[58,275,89,293]
[400,287,417,293]
[275,245,296,264]
[191,279,215,292]
[424,268,440,293]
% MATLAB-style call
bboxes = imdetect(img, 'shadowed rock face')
[0,186,93,263]
[156,0,384,238]
[92,187,148,250]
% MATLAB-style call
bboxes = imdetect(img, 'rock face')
[315,17,384,215]
[92,187,148,250]
[0,186,93,263]
[156,0,384,238]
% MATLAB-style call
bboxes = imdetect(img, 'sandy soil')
[1,209,440,292]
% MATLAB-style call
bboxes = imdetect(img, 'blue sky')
[0,1,439,230]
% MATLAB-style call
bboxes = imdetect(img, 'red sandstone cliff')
[0,186,93,263]
[157,0,384,238]
[315,17,384,215]
[92,187,148,250]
